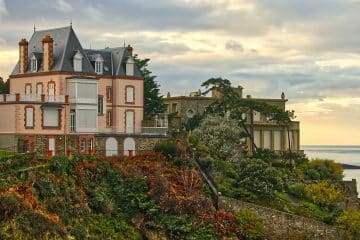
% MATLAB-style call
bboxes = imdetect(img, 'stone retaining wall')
[219,196,341,240]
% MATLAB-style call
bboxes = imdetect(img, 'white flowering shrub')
[193,115,245,162]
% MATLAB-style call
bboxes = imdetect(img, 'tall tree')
[134,56,166,117]
[201,77,294,154]
[0,77,10,94]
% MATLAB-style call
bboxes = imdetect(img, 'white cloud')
[56,0,72,13]
[0,0,7,18]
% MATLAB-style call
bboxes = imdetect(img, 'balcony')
[141,127,167,135]
[0,94,68,104]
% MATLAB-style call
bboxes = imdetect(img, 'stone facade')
[218,196,341,240]
[164,88,302,154]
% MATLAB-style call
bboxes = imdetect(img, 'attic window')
[126,57,134,76]
[31,56,37,72]
[73,50,83,72]
[94,56,103,75]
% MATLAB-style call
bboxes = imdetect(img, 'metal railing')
[0,94,67,103]
[141,127,167,135]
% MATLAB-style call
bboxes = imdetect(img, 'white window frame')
[73,51,83,72]
[43,108,59,128]
[25,107,34,128]
[126,86,134,103]
[70,110,76,132]
[31,56,37,72]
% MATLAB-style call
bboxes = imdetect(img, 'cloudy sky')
[0,0,359,145]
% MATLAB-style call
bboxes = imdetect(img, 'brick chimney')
[127,44,133,56]
[18,38,28,74]
[42,35,54,71]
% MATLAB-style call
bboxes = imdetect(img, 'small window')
[88,138,94,152]
[172,103,177,113]
[70,110,76,132]
[95,57,103,75]
[36,83,43,95]
[106,110,112,127]
[98,96,103,115]
[25,84,32,95]
[106,87,112,102]
[125,86,134,103]
[25,107,34,128]
[31,57,37,72]
[79,138,86,153]
[48,82,55,95]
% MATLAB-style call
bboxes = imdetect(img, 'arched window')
[124,137,135,156]
[106,137,118,156]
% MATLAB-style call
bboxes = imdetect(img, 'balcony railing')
[142,127,167,135]
[0,94,68,104]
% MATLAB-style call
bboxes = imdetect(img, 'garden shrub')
[0,193,26,221]
[287,183,306,198]
[49,155,73,176]
[304,180,342,207]
[253,149,278,164]
[154,140,178,160]
[235,158,284,197]
[33,177,59,200]
[304,159,343,181]
[336,210,360,240]
[16,210,65,239]
[236,208,265,240]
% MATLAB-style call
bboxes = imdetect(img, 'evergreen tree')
[0,77,10,94]
[134,56,165,117]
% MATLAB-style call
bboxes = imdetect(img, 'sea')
[302,145,360,197]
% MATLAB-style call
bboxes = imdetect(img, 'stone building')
[0,25,167,158]
[164,86,302,153]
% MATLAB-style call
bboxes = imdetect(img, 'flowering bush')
[193,115,245,162]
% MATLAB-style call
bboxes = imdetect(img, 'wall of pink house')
[116,107,143,133]
[10,74,69,95]
[0,105,16,133]
[14,104,67,135]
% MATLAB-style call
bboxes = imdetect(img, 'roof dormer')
[30,54,38,72]
[126,56,134,76]
[73,50,83,72]
[94,55,104,75]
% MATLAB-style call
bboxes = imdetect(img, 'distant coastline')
[342,163,360,170]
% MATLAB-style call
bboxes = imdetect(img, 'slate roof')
[11,26,142,78]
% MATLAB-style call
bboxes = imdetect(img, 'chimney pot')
[42,35,54,71]
[18,38,29,74]
[127,44,133,56]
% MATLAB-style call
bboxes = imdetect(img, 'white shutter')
[25,85,31,95]
[26,108,33,127]
[44,109,59,127]
[48,138,55,153]
[102,98,106,115]
[37,84,42,95]
[48,83,55,96]
[126,87,134,103]
[125,111,134,133]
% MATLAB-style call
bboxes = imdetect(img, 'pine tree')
[134,56,166,117]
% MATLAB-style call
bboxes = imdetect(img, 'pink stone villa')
[0,26,167,158]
